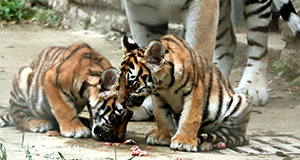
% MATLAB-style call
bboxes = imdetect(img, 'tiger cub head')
[87,68,133,142]
[119,36,168,110]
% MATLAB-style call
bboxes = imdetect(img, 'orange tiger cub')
[0,43,132,141]
[119,35,252,152]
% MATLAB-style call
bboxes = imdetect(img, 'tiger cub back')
[119,35,252,152]
[0,43,132,141]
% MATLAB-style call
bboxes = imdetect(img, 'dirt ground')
[0,24,300,160]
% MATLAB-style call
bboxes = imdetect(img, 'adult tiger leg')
[213,0,236,78]
[124,0,168,47]
[183,0,219,61]
[131,97,153,121]
[145,96,175,146]
[235,0,272,106]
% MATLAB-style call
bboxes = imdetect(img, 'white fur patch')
[288,13,300,35]
[127,37,136,44]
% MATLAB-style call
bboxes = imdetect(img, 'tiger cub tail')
[198,93,252,151]
[0,114,15,128]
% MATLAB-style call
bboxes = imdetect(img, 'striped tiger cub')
[124,0,300,108]
[119,35,252,152]
[0,43,132,141]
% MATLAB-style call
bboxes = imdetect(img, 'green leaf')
[128,156,136,160]
[58,152,65,159]
[21,129,25,146]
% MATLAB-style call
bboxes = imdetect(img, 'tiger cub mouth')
[127,96,146,108]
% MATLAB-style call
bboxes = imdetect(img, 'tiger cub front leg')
[170,86,205,152]
[43,69,90,138]
[145,96,175,146]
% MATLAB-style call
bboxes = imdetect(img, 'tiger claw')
[171,134,198,152]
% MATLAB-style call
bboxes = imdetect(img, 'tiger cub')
[0,43,132,141]
[124,0,300,107]
[119,35,252,152]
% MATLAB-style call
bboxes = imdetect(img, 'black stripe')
[141,63,153,82]
[216,53,234,60]
[11,109,25,117]
[26,71,33,96]
[190,50,199,87]
[244,0,268,6]
[137,21,168,35]
[181,0,193,11]
[280,0,297,21]
[224,95,242,122]
[59,84,75,102]
[248,39,264,47]
[249,49,268,61]
[55,43,90,85]
[175,73,190,94]
[227,97,233,112]
[174,36,190,50]
[250,25,269,33]
[70,116,78,122]
[202,71,213,122]
[127,0,158,10]
[215,80,223,122]
[79,52,105,70]
[136,66,143,77]
[218,15,227,26]
[0,116,8,124]
[161,36,183,50]
[216,27,229,40]
[183,88,193,97]
[79,81,90,98]
[133,56,138,64]
[168,61,175,87]
[259,11,272,19]
[244,0,272,19]
[215,44,223,49]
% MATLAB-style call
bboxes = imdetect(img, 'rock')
[110,14,129,33]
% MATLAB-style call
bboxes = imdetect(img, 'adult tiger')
[119,35,252,152]
[124,0,300,110]
[0,43,132,141]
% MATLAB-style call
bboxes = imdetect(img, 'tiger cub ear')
[144,41,166,72]
[122,35,139,54]
[99,68,120,91]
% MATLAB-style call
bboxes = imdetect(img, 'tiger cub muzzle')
[91,109,133,142]
[127,95,146,108]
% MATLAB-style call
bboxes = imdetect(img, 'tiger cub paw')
[25,119,53,133]
[145,128,173,146]
[60,121,91,138]
[170,134,198,152]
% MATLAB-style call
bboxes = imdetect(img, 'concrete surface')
[0,24,300,160]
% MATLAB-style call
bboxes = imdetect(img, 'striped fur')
[124,0,300,108]
[0,114,14,127]
[0,43,132,141]
[119,35,252,152]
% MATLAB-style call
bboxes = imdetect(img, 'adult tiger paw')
[170,134,198,152]
[235,65,268,106]
[60,120,91,138]
[145,128,173,146]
